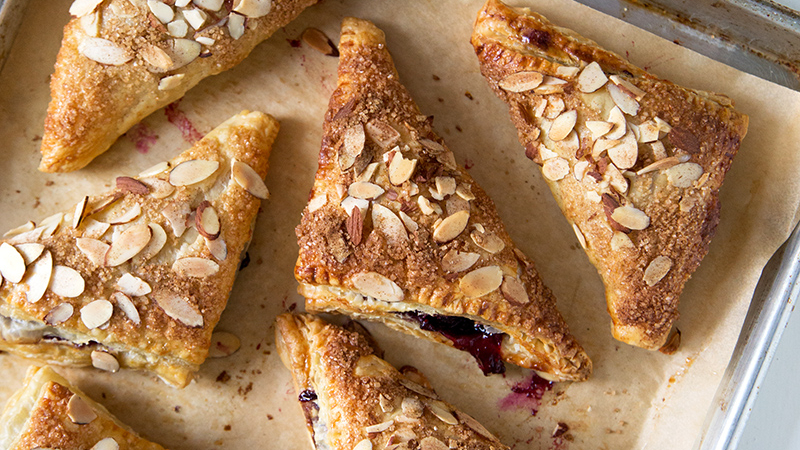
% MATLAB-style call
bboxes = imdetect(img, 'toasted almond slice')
[607,132,638,170]
[167,19,189,38]
[572,223,587,249]
[548,110,577,141]
[460,265,503,298]
[205,236,228,261]
[398,210,418,233]
[577,61,608,93]
[183,8,207,29]
[227,12,246,40]
[420,437,448,450]
[194,0,224,10]
[428,400,458,425]
[651,140,668,160]
[80,10,99,36]
[471,229,505,254]
[608,83,640,116]
[611,206,650,230]
[456,411,499,441]
[209,331,241,357]
[232,0,272,17]
[349,181,385,200]
[356,162,379,183]
[654,116,673,134]
[592,138,619,159]
[133,223,167,264]
[609,75,647,100]
[162,202,190,237]
[573,160,590,181]
[81,299,113,329]
[139,161,170,177]
[365,419,394,433]
[38,212,64,239]
[80,219,110,239]
[70,0,103,17]
[23,250,52,303]
[173,257,219,277]
[434,177,456,198]
[366,119,401,149]
[91,438,120,450]
[140,44,173,71]
[115,178,149,196]
[417,196,436,215]
[372,204,408,245]
[542,157,569,181]
[610,231,636,250]
[169,159,219,186]
[231,160,269,199]
[352,272,404,303]
[605,106,627,140]
[78,37,133,65]
[91,351,120,373]
[15,243,44,266]
[341,196,369,218]
[307,193,327,213]
[50,266,85,298]
[195,36,215,46]
[169,38,201,69]
[442,249,480,273]
[153,291,203,327]
[116,273,151,296]
[638,120,660,143]
[433,210,469,243]
[73,196,89,229]
[105,224,152,267]
[501,275,529,304]
[0,242,26,283]
[556,65,580,78]
[401,397,424,419]
[644,255,673,286]
[3,221,35,238]
[666,162,704,188]
[109,291,140,325]
[67,394,96,424]
[107,203,142,225]
[498,71,544,92]
[456,184,475,201]
[340,124,365,171]
[76,238,110,266]
[353,439,373,450]
[195,201,220,240]
[636,155,686,175]
[45,303,74,325]
[544,97,565,119]
[586,120,613,140]
[147,0,174,23]
[388,154,417,185]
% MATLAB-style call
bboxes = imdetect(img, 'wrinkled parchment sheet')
[1,0,799,449]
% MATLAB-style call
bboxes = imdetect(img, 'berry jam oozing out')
[398,311,505,375]
[298,389,318,402]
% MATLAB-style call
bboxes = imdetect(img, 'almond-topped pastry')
[294,17,590,381]
[0,366,165,450]
[39,0,317,172]
[276,313,510,450]
[471,0,749,349]
[0,111,277,387]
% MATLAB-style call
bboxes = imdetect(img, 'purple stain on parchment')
[126,123,158,154]
[498,373,554,416]
[164,101,203,143]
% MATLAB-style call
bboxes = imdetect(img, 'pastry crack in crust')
[276,313,510,450]
[470,0,749,349]
[294,17,590,381]
[0,111,277,387]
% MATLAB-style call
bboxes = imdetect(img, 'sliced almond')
[611,206,650,230]
[420,437,448,450]
[183,8,207,29]
[388,154,417,185]
[15,243,44,266]
[140,44,173,71]
[542,157,570,181]
[610,231,636,250]
[79,37,133,65]
[139,161,170,177]
[606,163,629,194]
[366,119,400,149]
[76,238,110,266]
[442,249,480,273]
[609,75,646,100]
[353,439,373,450]
[38,213,63,239]
[636,155,687,175]
[231,160,269,199]
[0,242,26,283]
[577,61,608,93]
[140,176,175,198]
[417,196,436,216]
[605,106,627,140]
[372,204,408,246]
[434,177,456,198]
[195,201,221,240]
[553,130,579,155]
[544,97,566,119]
[195,36,215,46]
[651,140,668,160]
[147,0,174,23]
[67,394,96,424]
[592,138,619,159]
[89,193,123,217]
[401,396,424,419]
[340,124,365,171]
[586,120,613,140]
[80,219,110,239]
[208,331,241,357]
[24,250,52,303]
[168,38,201,69]
[162,202,190,237]
[455,411,499,441]
[80,11,99,36]
[666,162,704,188]
[45,303,74,325]
[549,110,577,141]
[608,83,640,116]
[637,120,660,143]
[50,266,85,298]
[105,224,152,267]
[365,419,394,433]
[456,184,475,201]
[556,65,580,78]
[460,265,503,298]
[69,0,103,17]
[133,223,167,264]
[398,210,418,233]
[169,159,219,186]
[107,203,141,225]
[498,71,544,92]
[205,236,227,261]
[116,273,151,297]
[232,0,272,17]
[644,255,673,286]
[307,193,327,213]
[607,132,638,169]
[655,116,673,134]
[356,162,379,183]
[3,221,35,238]
[572,223,587,249]
[537,145,558,161]
[433,210,469,243]
[73,196,89,229]
[110,291,140,325]
[428,400,458,425]
[173,257,219,277]
[227,13,246,40]
[91,438,120,450]
[573,160,590,181]
[471,229,505,254]
[91,351,120,373]
[81,299,113,329]
[341,196,369,218]
[352,272,404,303]
[153,291,203,327]
[501,275,529,304]
[349,181,384,200]
[167,19,189,38]
[534,76,567,94]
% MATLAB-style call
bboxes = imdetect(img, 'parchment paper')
[1,1,799,449]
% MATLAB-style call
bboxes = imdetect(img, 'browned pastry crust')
[0,366,165,450]
[275,313,509,450]
[294,17,590,381]
[40,0,316,172]
[471,0,749,349]
[0,111,277,386]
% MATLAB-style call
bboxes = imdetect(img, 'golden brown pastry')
[0,365,165,450]
[471,0,749,349]
[0,111,277,387]
[40,0,316,172]
[294,17,590,381]
[276,313,509,450]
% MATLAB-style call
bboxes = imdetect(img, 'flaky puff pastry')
[40,0,316,172]
[276,313,509,450]
[471,0,749,349]
[294,17,590,381]
[0,366,165,450]
[0,111,276,387]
